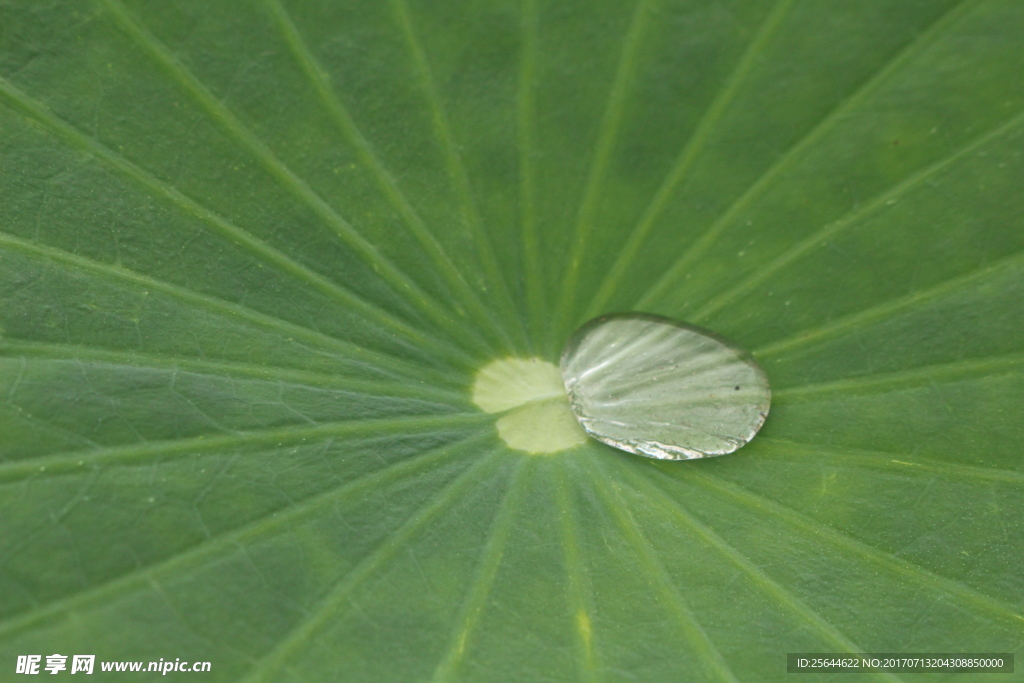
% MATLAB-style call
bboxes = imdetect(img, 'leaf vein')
[681,469,1024,629]
[0,431,493,640]
[430,457,528,682]
[238,446,505,683]
[554,0,654,351]
[755,248,1024,358]
[264,0,515,355]
[0,74,476,370]
[0,339,468,402]
[99,0,495,358]
[0,414,489,485]
[585,0,796,319]
[621,460,904,683]
[0,231,445,383]
[691,107,1024,321]
[636,0,982,309]
[389,0,527,353]
[589,456,740,683]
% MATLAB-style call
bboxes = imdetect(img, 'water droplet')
[560,313,770,460]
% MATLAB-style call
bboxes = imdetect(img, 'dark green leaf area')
[0,0,1021,680]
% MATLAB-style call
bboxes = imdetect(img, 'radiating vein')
[773,353,1024,401]
[585,0,795,320]
[239,446,505,683]
[588,456,740,683]
[636,0,982,309]
[388,0,527,353]
[431,457,528,682]
[0,407,100,452]
[553,461,599,683]
[675,468,1024,630]
[692,107,1024,321]
[755,247,1024,359]
[518,0,545,350]
[264,0,515,354]
[98,0,496,358]
[0,231,448,384]
[0,469,103,603]
[0,74,479,372]
[617,459,903,683]
[753,437,1024,486]
[0,413,488,485]
[0,430,493,639]
[553,0,653,351]
[0,339,468,404]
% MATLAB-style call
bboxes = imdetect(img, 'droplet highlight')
[560,313,770,460]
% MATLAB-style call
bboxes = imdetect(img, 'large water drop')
[560,313,770,460]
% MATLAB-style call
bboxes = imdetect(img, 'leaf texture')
[1,0,1022,680]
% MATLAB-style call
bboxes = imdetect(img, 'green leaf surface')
[1,0,1022,680]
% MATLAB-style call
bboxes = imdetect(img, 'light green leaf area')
[1,0,1022,680]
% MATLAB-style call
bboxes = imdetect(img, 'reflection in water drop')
[560,313,770,460]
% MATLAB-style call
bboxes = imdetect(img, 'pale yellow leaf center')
[472,358,587,454]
